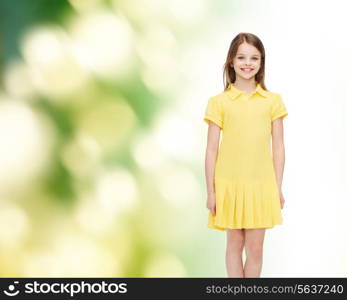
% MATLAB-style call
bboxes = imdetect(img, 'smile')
[241,68,253,72]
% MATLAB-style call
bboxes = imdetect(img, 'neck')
[233,78,257,93]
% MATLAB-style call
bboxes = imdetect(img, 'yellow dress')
[203,83,288,231]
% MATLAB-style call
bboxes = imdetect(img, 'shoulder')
[262,88,281,99]
[264,90,284,104]
[208,90,230,103]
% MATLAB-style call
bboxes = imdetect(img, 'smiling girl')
[203,32,288,277]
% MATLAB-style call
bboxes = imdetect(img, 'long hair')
[223,32,267,91]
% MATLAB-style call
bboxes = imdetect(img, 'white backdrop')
[197,0,347,276]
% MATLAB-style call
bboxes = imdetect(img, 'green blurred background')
[0,0,231,277]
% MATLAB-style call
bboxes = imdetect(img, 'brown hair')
[223,32,267,91]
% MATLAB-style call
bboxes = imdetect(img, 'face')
[231,42,262,80]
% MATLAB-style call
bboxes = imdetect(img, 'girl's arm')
[271,118,286,190]
[205,122,221,197]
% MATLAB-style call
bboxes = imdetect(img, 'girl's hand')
[279,189,285,209]
[206,194,216,216]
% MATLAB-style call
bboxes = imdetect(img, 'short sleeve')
[271,93,288,121]
[203,96,224,129]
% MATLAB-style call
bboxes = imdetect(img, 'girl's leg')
[226,229,245,277]
[244,228,266,277]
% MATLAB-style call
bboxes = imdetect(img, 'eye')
[237,56,259,60]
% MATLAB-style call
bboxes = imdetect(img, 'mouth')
[241,68,254,73]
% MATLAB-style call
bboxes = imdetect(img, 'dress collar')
[227,82,269,100]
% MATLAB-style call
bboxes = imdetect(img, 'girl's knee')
[245,243,263,259]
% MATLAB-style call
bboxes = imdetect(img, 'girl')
[203,32,288,278]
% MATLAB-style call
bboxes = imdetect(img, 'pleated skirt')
[208,177,283,231]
